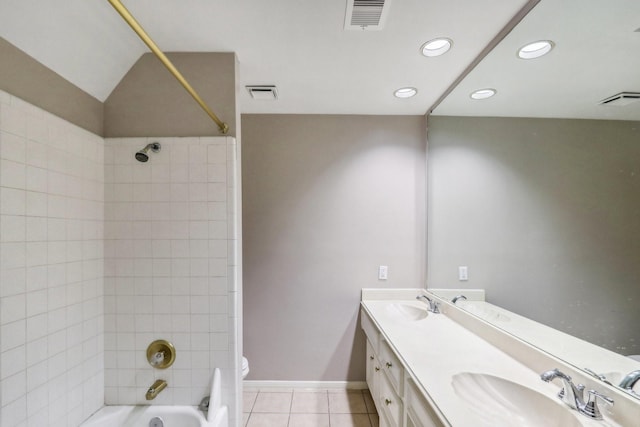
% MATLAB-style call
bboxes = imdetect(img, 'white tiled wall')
[103,137,239,423]
[0,91,105,427]
[0,91,241,427]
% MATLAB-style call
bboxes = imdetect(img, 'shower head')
[135,142,161,162]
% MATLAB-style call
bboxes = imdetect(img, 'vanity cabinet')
[361,308,445,427]
[405,377,444,427]
[379,365,403,427]
[380,339,404,394]
[366,339,381,412]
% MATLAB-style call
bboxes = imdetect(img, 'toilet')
[242,356,250,379]
[628,355,640,362]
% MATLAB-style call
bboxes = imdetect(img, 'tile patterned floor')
[242,388,379,427]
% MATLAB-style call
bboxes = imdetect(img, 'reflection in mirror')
[429,289,640,399]
[427,0,640,398]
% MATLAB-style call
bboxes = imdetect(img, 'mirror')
[427,0,640,398]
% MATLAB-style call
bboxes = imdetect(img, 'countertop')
[361,293,620,427]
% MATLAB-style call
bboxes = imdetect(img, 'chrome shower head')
[135,142,161,162]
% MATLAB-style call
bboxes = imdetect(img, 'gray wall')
[242,114,426,380]
[104,52,237,137]
[0,37,103,135]
[427,116,640,355]
[0,39,236,138]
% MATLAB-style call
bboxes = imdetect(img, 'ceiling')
[434,0,640,121]
[0,0,530,115]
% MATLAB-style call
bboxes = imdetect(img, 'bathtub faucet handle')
[150,351,165,366]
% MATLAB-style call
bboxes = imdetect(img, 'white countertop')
[361,295,621,427]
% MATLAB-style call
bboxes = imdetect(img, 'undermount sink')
[451,372,583,427]
[385,303,428,321]
[457,301,511,322]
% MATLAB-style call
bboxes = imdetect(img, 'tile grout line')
[245,388,376,427]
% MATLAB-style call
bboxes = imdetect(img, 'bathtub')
[79,405,227,427]
[81,369,228,427]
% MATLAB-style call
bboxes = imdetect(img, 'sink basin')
[457,301,511,322]
[451,372,583,427]
[385,303,428,321]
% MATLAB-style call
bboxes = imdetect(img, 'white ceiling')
[0,0,530,115]
[434,0,640,120]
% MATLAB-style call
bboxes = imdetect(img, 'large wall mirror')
[427,0,640,398]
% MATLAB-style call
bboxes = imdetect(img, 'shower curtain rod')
[107,0,229,135]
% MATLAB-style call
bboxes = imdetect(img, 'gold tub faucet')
[146,379,167,400]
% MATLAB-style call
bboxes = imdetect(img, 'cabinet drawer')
[366,339,381,413]
[379,368,403,427]
[379,339,403,396]
[360,308,379,350]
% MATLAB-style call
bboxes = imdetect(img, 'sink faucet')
[416,295,440,313]
[540,368,584,410]
[146,379,168,400]
[451,294,467,304]
[540,368,614,419]
[619,370,640,392]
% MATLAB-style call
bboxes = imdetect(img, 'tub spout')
[146,379,167,400]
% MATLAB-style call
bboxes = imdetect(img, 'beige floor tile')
[288,413,330,427]
[368,413,379,427]
[252,391,293,413]
[246,413,290,427]
[244,391,258,413]
[291,391,329,413]
[243,413,250,427]
[362,390,376,414]
[328,391,368,414]
[329,413,372,427]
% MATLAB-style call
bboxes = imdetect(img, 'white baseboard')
[243,380,368,391]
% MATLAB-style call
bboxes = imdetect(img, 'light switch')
[378,265,388,280]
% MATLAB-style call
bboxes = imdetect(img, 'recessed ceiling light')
[470,88,496,100]
[394,87,418,98]
[421,38,453,57]
[517,40,554,59]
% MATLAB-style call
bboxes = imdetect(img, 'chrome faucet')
[540,368,584,410]
[416,295,440,313]
[199,395,210,412]
[540,368,613,419]
[619,370,640,392]
[583,368,613,386]
[451,294,467,304]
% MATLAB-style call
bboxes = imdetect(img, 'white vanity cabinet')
[361,308,446,427]
[366,339,381,412]
[405,377,444,427]
[379,364,403,427]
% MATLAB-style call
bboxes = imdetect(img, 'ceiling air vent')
[598,92,640,107]
[246,85,278,100]
[344,0,391,31]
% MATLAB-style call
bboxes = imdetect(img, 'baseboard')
[243,380,368,391]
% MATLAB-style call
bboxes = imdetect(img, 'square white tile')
[252,392,293,413]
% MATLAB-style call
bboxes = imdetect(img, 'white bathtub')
[80,405,228,427]
[81,369,228,427]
